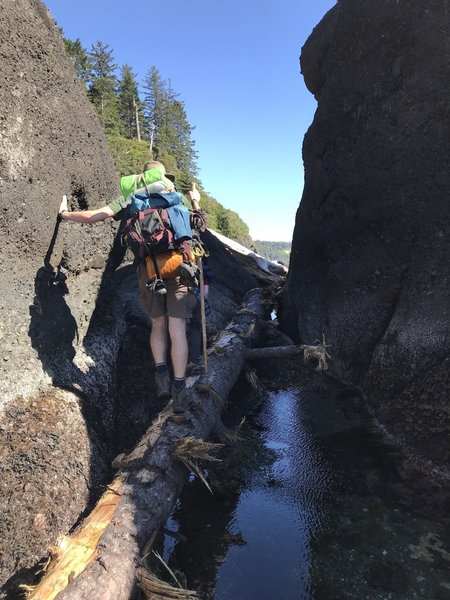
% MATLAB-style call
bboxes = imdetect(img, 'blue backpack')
[122,189,192,260]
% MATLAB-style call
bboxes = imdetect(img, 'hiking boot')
[172,382,192,414]
[155,369,171,400]
[178,262,200,287]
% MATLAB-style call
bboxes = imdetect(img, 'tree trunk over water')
[27,288,269,600]
[245,345,304,361]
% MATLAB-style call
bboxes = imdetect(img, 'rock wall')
[0,0,122,402]
[0,0,126,585]
[281,0,450,470]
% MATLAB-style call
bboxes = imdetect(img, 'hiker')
[58,160,202,414]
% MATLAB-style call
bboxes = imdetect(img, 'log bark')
[27,288,269,600]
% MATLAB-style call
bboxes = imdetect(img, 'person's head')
[143,160,166,174]
[143,160,175,183]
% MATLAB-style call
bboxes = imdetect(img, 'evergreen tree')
[106,135,152,176]
[157,78,178,156]
[142,66,198,176]
[63,37,90,83]
[142,66,168,151]
[118,64,143,140]
[88,41,121,135]
[176,171,197,195]
[167,99,198,175]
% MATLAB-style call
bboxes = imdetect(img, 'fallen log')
[25,288,269,600]
[246,336,332,372]
[245,345,304,361]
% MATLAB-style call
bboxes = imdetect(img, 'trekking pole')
[198,255,208,374]
[190,180,208,373]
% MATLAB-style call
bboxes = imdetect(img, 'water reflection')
[162,367,449,600]
[164,385,334,599]
[212,389,333,600]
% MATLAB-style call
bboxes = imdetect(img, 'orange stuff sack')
[145,251,183,281]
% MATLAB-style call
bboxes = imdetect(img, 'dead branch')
[301,334,332,371]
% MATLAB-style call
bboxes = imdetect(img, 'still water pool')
[211,388,331,599]
[162,363,450,600]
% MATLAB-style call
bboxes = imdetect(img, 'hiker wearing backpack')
[58,161,202,414]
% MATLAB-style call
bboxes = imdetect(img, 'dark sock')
[155,363,168,374]
[173,377,186,390]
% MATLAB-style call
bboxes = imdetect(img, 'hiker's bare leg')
[150,315,168,365]
[168,316,188,378]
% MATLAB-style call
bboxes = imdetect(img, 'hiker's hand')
[58,195,68,216]
[188,182,201,208]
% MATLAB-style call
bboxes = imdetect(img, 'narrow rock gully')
[5,284,448,600]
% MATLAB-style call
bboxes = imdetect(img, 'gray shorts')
[137,264,196,319]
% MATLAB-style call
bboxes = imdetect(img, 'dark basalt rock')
[0,0,125,584]
[281,0,450,470]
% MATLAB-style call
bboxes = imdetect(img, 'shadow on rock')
[27,218,128,489]
[28,217,83,390]
[29,266,82,389]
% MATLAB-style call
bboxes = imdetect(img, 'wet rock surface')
[281,0,450,469]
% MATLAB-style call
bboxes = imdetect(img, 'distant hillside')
[253,240,291,265]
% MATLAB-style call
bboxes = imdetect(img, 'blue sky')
[44,0,336,241]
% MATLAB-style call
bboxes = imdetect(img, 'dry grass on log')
[137,566,198,599]
[172,436,223,494]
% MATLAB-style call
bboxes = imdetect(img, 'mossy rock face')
[281,0,450,469]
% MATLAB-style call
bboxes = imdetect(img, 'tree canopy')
[62,34,250,242]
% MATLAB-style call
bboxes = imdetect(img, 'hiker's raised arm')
[188,182,201,211]
[58,196,115,224]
